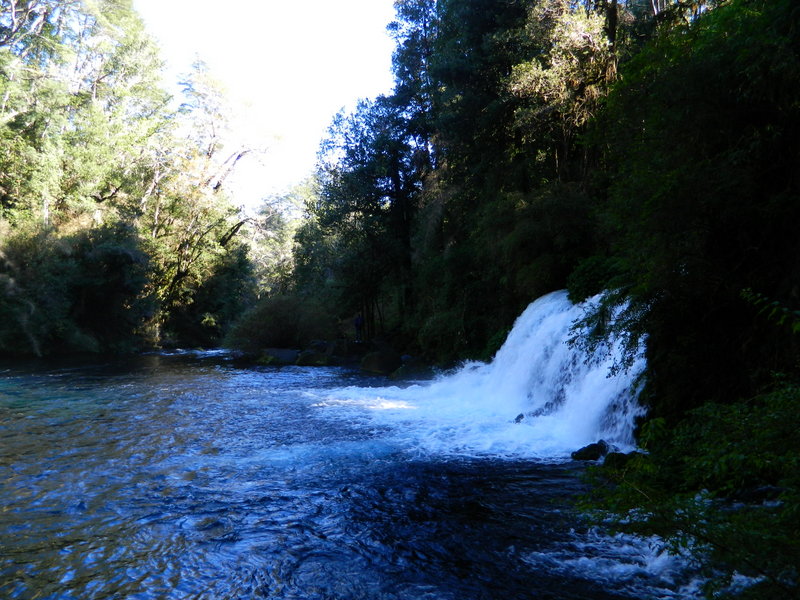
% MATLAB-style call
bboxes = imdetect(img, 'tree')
[308,94,424,336]
[575,0,800,418]
[0,219,154,355]
[0,0,170,225]
[0,1,259,354]
[135,61,255,342]
[247,179,311,295]
[509,0,617,183]
[0,0,174,355]
[389,0,438,168]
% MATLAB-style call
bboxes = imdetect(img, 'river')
[0,293,699,599]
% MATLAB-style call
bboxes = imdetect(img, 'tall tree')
[509,0,617,183]
[578,0,800,418]
[0,1,257,354]
[0,0,170,225]
[311,94,422,334]
[389,0,438,167]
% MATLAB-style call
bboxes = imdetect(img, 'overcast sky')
[132,0,397,210]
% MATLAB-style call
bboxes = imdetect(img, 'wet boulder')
[361,350,403,375]
[571,440,610,461]
[296,349,331,366]
[258,348,300,366]
[602,451,641,470]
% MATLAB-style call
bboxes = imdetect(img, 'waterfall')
[318,290,646,459]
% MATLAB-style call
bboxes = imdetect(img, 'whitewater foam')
[522,530,703,599]
[314,290,646,459]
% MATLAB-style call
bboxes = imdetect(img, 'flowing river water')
[0,292,700,599]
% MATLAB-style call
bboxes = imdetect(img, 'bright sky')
[132,0,397,211]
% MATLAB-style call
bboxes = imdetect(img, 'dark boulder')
[258,348,299,366]
[361,350,403,375]
[390,355,433,380]
[307,339,330,354]
[602,451,642,470]
[324,338,347,357]
[296,350,331,366]
[571,440,611,461]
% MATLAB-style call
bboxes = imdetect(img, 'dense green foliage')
[0,219,153,354]
[583,380,800,598]
[0,0,261,355]
[293,0,799,399]
[223,294,339,354]
[579,0,800,420]
[293,0,797,383]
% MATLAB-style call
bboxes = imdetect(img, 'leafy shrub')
[223,294,339,353]
[162,243,257,348]
[582,380,800,599]
[0,220,154,356]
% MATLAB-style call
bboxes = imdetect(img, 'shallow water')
[0,352,697,599]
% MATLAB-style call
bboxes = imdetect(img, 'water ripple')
[0,354,696,599]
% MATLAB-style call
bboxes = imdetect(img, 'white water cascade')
[317,290,646,459]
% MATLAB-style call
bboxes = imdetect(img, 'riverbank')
[235,336,434,379]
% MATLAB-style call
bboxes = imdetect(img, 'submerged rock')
[571,440,610,461]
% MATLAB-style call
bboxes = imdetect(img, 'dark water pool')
[0,352,696,599]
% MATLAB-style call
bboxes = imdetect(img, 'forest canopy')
[0,0,288,353]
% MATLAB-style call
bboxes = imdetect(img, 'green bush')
[582,380,800,599]
[162,243,257,348]
[0,220,154,356]
[223,294,340,353]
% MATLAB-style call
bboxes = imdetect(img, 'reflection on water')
[0,353,696,599]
